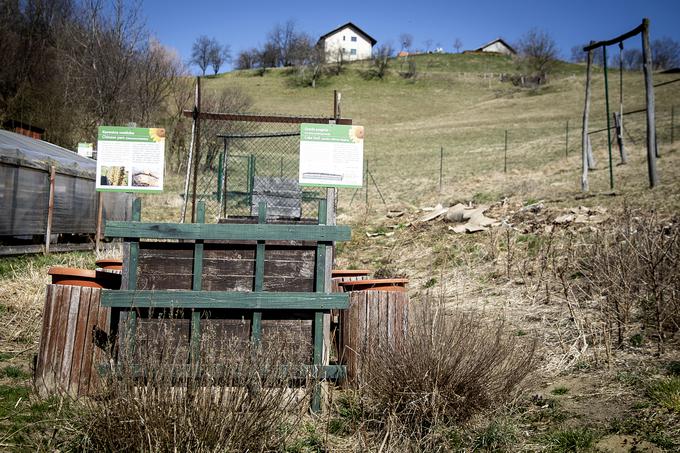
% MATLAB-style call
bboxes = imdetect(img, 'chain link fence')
[183,113,344,223]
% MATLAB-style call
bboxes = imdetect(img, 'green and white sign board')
[299,123,364,188]
[96,126,165,192]
[77,142,93,158]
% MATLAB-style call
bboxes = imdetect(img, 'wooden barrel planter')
[339,289,410,384]
[338,278,408,293]
[48,267,121,289]
[331,269,371,292]
[95,258,123,272]
[35,284,111,397]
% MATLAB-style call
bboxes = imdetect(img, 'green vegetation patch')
[647,377,680,412]
[543,427,597,452]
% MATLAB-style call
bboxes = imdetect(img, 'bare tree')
[651,37,680,70]
[235,48,258,69]
[369,44,393,80]
[571,43,604,66]
[453,38,463,53]
[399,33,413,53]
[210,43,231,75]
[622,48,642,70]
[267,19,298,67]
[516,28,559,84]
[424,38,433,53]
[191,35,216,76]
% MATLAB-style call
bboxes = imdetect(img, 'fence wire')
[186,114,332,222]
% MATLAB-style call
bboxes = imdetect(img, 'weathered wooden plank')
[35,285,53,390]
[138,273,315,293]
[42,285,62,391]
[105,222,351,242]
[78,288,97,396]
[60,286,81,389]
[51,285,71,391]
[101,290,349,309]
[68,287,92,395]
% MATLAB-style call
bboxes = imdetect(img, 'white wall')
[481,41,513,55]
[323,26,373,61]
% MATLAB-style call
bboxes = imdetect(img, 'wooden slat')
[190,202,205,363]
[78,288,98,396]
[60,286,81,390]
[51,285,71,392]
[68,287,92,395]
[105,222,351,242]
[101,290,349,309]
[35,285,53,389]
[252,202,266,343]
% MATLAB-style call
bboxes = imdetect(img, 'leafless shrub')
[62,321,313,452]
[359,297,536,449]
[568,210,680,352]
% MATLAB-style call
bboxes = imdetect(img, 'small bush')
[544,427,597,452]
[60,325,314,452]
[551,386,569,396]
[473,419,518,452]
[359,298,536,448]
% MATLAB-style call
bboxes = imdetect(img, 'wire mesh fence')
[184,113,344,223]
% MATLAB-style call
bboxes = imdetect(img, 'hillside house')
[475,38,516,55]
[318,22,377,62]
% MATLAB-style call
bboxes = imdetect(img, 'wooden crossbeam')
[105,222,351,242]
[100,290,349,310]
[99,363,347,381]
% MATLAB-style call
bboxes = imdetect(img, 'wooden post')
[45,166,56,254]
[603,45,615,190]
[641,18,659,187]
[582,47,594,191]
[95,192,104,252]
[504,130,508,173]
[180,79,199,223]
[191,76,202,221]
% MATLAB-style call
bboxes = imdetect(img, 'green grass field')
[200,53,680,214]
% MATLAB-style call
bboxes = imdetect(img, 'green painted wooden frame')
[105,198,348,412]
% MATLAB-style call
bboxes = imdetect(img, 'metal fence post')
[504,130,508,173]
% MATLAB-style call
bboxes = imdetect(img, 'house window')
[351,36,357,42]
[343,35,345,41]
[350,48,357,55]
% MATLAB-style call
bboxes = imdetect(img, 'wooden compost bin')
[339,290,410,383]
[34,285,111,396]
[118,215,326,364]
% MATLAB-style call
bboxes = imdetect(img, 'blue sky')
[140,0,680,73]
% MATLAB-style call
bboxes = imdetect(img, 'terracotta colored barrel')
[331,269,371,279]
[338,278,408,293]
[339,290,410,384]
[35,284,111,397]
[95,258,123,271]
[48,267,121,289]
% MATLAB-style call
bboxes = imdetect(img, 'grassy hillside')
[200,52,680,214]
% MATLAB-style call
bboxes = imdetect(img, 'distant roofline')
[2,119,45,134]
[317,22,377,46]
[475,38,516,54]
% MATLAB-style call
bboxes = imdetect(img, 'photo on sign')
[100,166,129,186]
[132,166,161,187]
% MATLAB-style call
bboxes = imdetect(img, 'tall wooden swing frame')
[581,18,659,191]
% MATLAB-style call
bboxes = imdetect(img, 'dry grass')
[57,325,315,452]
[355,298,536,450]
